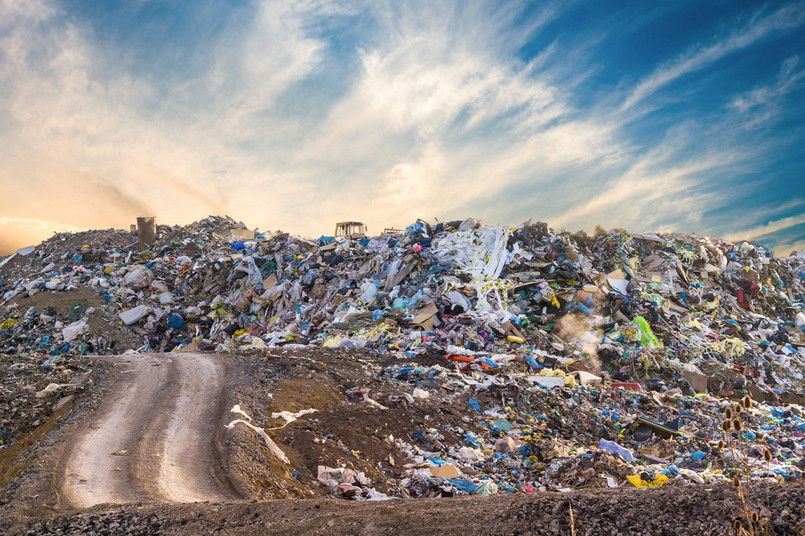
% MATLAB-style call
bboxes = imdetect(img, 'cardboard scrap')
[262,273,278,289]
[410,302,438,330]
[391,262,415,288]
[682,369,709,393]
[229,228,255,240]
[605,269,629,294]
[637,446,672,463]
[641,254,666,271]
[500,321,526,340]
[429,464,461,479]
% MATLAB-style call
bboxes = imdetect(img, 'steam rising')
[554,313,603,373]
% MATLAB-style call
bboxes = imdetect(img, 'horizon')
[1,213,802,259]
[2,1,804,255]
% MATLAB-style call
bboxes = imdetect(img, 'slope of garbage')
[2,216,805,509]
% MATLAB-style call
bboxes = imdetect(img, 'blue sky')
[1,0,804,254]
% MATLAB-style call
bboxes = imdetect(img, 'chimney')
[137,217,156,251]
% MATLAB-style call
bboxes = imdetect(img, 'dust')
[554,314,603,373]
[83,179,154,220]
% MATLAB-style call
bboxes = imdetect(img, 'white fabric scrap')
[271,408,318,424]
[230,404,252,421]
[226,405,289,464]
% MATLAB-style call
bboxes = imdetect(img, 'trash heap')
[335,356,805,499]
[2,215,805,495]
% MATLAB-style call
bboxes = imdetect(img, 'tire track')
[154,354,228,503]
[60,353,234,508]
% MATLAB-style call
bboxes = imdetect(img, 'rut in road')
[60,353,237,508]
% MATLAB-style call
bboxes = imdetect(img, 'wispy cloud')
[730,55,805,130]
[551,143,734,232]
[724,212,805,244]
[0,0,329,235]
[622,3,805,111]
[0,0,804,255]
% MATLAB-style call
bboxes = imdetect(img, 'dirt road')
[59,353,236,508]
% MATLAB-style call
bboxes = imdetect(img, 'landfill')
[2,215,805,501]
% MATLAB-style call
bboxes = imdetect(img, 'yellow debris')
[626,473,668,488]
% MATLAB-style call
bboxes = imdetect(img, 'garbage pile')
[2,215,805,495]
[342,356,805,499]
[0,354,93,452]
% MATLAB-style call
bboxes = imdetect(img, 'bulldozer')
[334,221,368,240]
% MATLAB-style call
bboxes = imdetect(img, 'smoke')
[144,167,230,216]
[88,181,155,219]
[554,313,603,373]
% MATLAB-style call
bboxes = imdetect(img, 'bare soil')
[60,353,236,507]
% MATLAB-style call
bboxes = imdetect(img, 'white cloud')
[549,126,743,234]
[244,1,590,231]
[0,0,623,246]
[210,0,326,123]
[769,240,805,255]
[0,0,333,238]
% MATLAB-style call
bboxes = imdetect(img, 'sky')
[1,0,804,256]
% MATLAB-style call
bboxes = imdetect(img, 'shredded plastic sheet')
[633,316,661,348]
[62,319,88,342]
[230,404,252,421]
[348,388,388,410]
[712,337,746,358]
[0,317,22,329]
[430,226,510,317]
[317,465,385,497]
[34,382,71,398]
[231,256,262,288]
[598,439,635,462]
[123,265,154,290]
